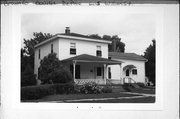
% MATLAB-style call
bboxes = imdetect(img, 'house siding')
[109,58,146,83]
[58,38,108,60]
[34,39,59,76]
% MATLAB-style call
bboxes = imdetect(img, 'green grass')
[23,93,141,102]
[71,96,155,103]
[22,87,155,103]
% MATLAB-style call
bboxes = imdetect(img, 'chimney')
[65,27,70,34]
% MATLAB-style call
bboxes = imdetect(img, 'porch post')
[104,64,107,84]
[119,64,122,84]
[73,61,76,83]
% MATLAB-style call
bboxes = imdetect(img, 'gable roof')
[58,32,108,41]
[109,52,147,61]
[34,33,111,48]
[61,54,123,64]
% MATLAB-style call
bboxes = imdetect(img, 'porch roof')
[61,54,123,65]
[123,65,136,71]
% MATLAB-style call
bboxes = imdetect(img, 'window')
[108,67,111,79]
[70,43,76,55]
[132,69,137,75]
[96,46,102,57]
[38,49,41,59]
[51,44,53,53]
[97,67,102,76]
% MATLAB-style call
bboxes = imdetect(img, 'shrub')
[21,84,55,100]
[50,67,73,84]
[122,83,132,92]
[102,86,112,93]
[79,82,103,94]
[39,53,73,84]
[21,82,75,100]
[21,64,37,87]
[54,82,75,94]
[136,82,145,88]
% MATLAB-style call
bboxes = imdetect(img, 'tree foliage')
[21,64,37,87]
[89,34,125,52]
[21,32,53,71]
[38,53,73,84]
[143,39,156,85]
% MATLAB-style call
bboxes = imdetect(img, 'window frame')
[51,44,53,54]
[97,67,102,76]
[70,43,76,55]
[132,69,137,75]
[96,46,102,57]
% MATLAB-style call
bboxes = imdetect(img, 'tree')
[143,39,155,85]
[38,53,73,84]
[111,35,125,52]
[88,34,125,52]
[88,34,102,39]
[21,64,37,87]
[21,32,53,70]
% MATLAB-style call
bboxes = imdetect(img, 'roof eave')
[57,34,112,44]
[34,34,111,49]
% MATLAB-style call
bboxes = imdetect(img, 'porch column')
[119,64,123,84]
[73,61,76,82]
[104,64,107,84]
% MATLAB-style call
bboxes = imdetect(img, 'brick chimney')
[65,27,70,34]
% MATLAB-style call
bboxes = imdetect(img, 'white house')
[34,27,147,85]
[108,52,147,84]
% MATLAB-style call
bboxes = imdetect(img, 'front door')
[126,69,130,76]
[96,67,102,79]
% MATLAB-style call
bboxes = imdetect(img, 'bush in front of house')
[38,53,73,84]
[21,83,75,100]
[136,82,145,88]
[49,67,73,84]
[79,82,103,94]
[101,86,112,93]
[21,84,55,100]
[122,83,132,92]
[53,82,75,94]
[21,64,37,87]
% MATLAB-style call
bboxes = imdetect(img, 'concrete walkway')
[45,92,155,103]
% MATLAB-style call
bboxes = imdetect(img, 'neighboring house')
[34,27,147,85]
[108,52,147,84]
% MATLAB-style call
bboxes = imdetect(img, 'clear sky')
[21,9,156,55]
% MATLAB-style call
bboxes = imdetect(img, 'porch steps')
[130,83,140,89]
[111,85,126,92]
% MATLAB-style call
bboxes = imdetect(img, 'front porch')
[61,54,123,85]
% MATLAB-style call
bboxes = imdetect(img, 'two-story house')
[34,27,122,85]
[34,27,147,85]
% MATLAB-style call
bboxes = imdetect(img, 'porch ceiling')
[61,54,123,65]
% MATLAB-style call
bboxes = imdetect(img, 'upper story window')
[51,44,53,54]
[38,49,41,59]
[70,43,76,55]
[132,69,137,75]
[96,46,102,57]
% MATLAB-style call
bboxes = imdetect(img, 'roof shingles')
[109,52,147,61]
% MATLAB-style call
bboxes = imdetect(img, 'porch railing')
[74,79,106,85]
[106,78,123,85]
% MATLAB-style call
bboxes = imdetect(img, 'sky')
[21,10,156,55]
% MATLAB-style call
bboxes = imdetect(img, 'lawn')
[21,86,155,103]
[68,96,155,103]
